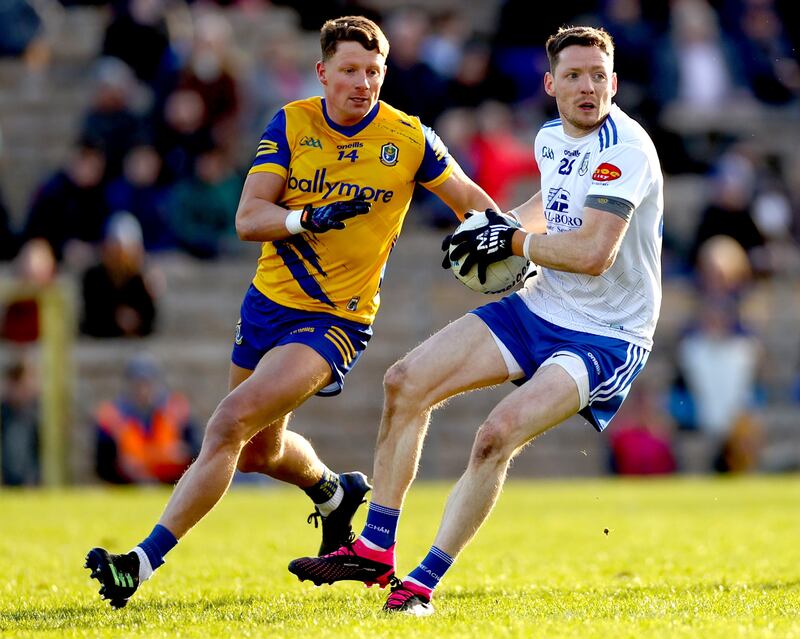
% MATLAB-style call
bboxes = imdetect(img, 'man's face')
[544,45,617,137]
[317,41,386,126]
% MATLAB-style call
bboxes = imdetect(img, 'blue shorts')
[471,294,649,432]
[232,285,373,397]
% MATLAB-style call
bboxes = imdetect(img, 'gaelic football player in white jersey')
[289,25,663,616]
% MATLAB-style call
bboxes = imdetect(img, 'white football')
[448,210,530,294]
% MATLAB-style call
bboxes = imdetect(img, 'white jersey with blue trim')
[518,103,663,349]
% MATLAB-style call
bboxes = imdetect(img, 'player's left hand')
[446,209,518,285]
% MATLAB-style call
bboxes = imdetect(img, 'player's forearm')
[235,201,296,242]
[513,229,616,276]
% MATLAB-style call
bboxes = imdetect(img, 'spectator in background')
[421,9,471,81]
[750,157,800,275]
[166,144,241,259]
[80,212,159,338]
[787,155,800,246]
[0,0,41,57]
[0,125,17,261]
[1,238,56,343]
[688,146,767,275]
[470,101,539,209]
[175,11,241,149]
[420,107,479,228]
[22,136,109,264]
[732,0,800,106]
[490,0,596,105]
[106,143,175,252]
[608,383,677,476]
[598,0,656,114]
[81,57,149,180]
[269,0,382,33]
[0,355,41,486]
[677,236,764,469]
[651,0,750,115]
[154,88,213,184]
[445,38,517,110]
[94,353,198,484]
[0,0,49,84]
[243,34,319,138]
[0,185,16,261]
[101,0,173,89]
[712,411,763,473]
[379,7,447,124]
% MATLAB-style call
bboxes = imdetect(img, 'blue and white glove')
[299,194,372,233]
[443,209,518,285]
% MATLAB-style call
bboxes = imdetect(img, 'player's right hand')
[448,209,517,285]
[300,194,371,233]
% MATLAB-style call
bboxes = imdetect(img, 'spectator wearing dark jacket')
[80,212,159,338]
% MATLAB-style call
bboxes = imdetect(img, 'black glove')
[300,194,371,233]
[446,209,518,285]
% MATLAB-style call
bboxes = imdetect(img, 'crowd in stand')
[1,0,799,483]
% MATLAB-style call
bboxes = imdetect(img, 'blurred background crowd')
[1,0,799,486]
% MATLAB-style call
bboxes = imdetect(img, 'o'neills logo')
[592,162,622,181]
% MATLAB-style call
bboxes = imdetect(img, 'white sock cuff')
[404,575,432,592]
[315,484,344,516]
[131,546,154,583]
[357,536,386,551]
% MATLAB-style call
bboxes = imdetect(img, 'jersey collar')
[321,99,381,137]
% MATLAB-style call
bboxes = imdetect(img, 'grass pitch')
[1,476,799,638]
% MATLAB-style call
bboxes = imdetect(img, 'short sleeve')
[248,109,291,178]
[415,124,454,186]
[585,144,654,210]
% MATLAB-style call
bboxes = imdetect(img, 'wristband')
[285,209,304,235]
[505,209,522,225]
[522,233,534,261]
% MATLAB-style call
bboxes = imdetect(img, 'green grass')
[1,476,799,638]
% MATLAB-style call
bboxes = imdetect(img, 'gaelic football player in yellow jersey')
[85,15,500,608]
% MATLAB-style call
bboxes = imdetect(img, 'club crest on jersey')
[578,152,590,176]
[592,162,622,182]
[380,143,399,166]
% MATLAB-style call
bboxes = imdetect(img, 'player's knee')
[383,360,413,401]
[471,419,514,465]
[205,398,251,450]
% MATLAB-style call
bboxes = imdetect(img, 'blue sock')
[302,467,340,504]
[360,502,401,549]
[138,524,178,570]
[407,546,454,592]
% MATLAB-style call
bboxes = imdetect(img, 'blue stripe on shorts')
[232,285,373,396]
[470,293,649,432]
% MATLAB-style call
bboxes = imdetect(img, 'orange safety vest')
[95,393,192,482]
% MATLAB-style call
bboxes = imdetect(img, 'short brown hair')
[545,26,614,70]
[320,16,390,61]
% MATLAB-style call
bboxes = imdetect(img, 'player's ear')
[543,71,556,97]
[610,72,618,97]
[316,60,327,86]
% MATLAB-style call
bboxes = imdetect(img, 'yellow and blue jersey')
[248,96,454,324]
